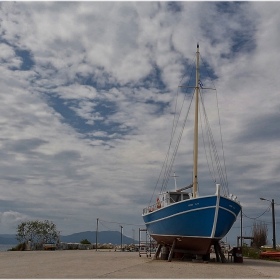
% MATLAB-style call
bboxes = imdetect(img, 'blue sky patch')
[47,94,132,139]
[47,95,95,134]
[15,48,35,71]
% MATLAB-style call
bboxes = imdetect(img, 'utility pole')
[96,218,99,252]
[272,199,276,250]
[241,209,243,247]
[120,226,123,251]
[132,229,135,245]
[260,198,276,250]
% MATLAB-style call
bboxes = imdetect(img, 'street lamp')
[260,197,276,250]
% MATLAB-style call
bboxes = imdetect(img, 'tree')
[16,220,60,245]
[252,221,268,248]
[80,239,91,244]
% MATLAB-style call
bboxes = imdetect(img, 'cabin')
[143,191,193,214]
[160,191,192,207]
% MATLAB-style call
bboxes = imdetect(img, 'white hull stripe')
[144,206,216,225]
[151,233,220,240]
[211,195,220,238]
[219,206,237,219]
[144,205,237,226]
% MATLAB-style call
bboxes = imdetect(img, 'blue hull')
[142,194,241,254]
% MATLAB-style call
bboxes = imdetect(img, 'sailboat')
[142,44,241,256]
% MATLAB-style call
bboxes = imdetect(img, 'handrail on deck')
[142,195,190,215]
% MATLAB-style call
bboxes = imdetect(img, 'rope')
[147,50,233,205]
[200,54,229,195]
[199,90,228,195]
[161,90,195,192]
[161,57,196,192]
[199,93,217,184]
[148,56,196,204]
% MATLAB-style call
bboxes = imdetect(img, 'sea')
[0,244,17,251]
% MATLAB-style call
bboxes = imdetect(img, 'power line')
[242,206,271,220]
[99,220,118,231]
[98,219,144,227]
[232,225,252,229]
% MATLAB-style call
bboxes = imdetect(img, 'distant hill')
[0,231,137,245]
[0,235,17,245]
[60,231,136,245]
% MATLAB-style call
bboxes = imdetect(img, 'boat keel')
[151,234,218,255]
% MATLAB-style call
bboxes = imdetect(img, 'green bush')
[9,243,26,251]
[242,246,260,259]
[80,239,91,244]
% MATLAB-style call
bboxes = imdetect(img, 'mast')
[193,43,200,198]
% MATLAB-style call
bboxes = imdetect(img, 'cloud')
[6,138,48,154]
[0,211,28,232]
[237,112,280,143]
[53,84,98,100]
[0,2,279,246]
[0,43,22,69]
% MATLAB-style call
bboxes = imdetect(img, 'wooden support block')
[168,239,177,262]
[214,243,220,262]
[214,242,227,263]
[216,243,227,263]
[153,244,162,260]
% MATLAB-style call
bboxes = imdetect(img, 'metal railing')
[142,196,185,215]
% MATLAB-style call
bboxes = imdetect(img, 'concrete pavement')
[0,250,279,278]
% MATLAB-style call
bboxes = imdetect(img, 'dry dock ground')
[1,250,280,278]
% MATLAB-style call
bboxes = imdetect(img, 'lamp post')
[260,197,276,250]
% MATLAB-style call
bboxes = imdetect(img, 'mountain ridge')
[0,231,137,245]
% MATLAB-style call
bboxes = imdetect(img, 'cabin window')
[183,194,190,200]
[170,194,181,203]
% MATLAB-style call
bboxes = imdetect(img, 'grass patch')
[242,246,260,259]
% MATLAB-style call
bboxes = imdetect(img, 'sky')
[0,1,280,246]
